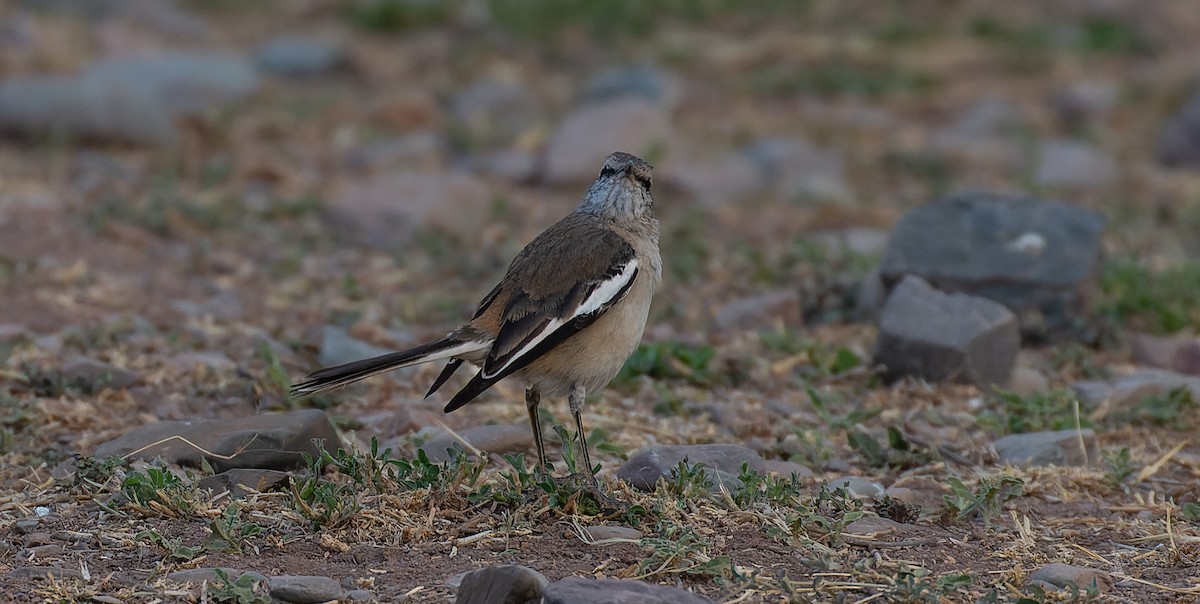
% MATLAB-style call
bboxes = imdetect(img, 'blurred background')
[2,0,1200,479]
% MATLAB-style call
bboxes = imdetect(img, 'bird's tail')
[290,337,486,398]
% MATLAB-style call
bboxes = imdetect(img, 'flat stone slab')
[616,444,765,492]
[543,577,714,604]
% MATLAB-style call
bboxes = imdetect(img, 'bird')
[291,151,661,494]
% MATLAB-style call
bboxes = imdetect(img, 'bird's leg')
[568,383,599,490]
[525,386,550,478]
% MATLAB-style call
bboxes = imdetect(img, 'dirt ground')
[3,1,1200,602]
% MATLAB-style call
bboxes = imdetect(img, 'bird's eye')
[599,165,617,178]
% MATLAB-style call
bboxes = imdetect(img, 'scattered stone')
[332,170,493,248]
[94,409,340,472]
[318,325,394,369]
[583,64,682,108]
[450,79,543,147]
[1051,80,1119,131]
[929,97,1024,165]
[343,131,446,174]
[994,429,1100,467]
[762,459,814,479]
[1157,86,1200,169]
[454,565,547,604]
[423,424,532,462]
[23,544,61,559]
[1009,366,1050,397]
[166,568,268,586]
[743,137,850,201]
[828,476,885,500]
[255,35,345,77]
[61,355,140,390]
[22,533,52,547]
[170,290,243,320]
[0,53,258,145]
[844,516,920,536]
[0,324,34,345]
[1130,333,1200,376]
[270,575,343,604]
[1027,563,1112,594]
[1073,369,1200,408]
[543,577,714,604]
[580,525,643,541]
[345,589,375,601]
[474,148,539,183]
[879,191,1106,340]
[810,228,891,257]
[713,290,801,330]
[616,444,765,492]
[661,152,763,207]
[874,275,1019,388]
[1034,139,1119,188]
[542,98,673,184]
[198,469,290,499]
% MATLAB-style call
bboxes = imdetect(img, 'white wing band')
[481,258,639,380]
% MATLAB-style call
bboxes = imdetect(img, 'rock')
[874,276,1020,388]
[423,424,532,463]
[170,290,243,320]
[1051,80,1119,131]
[1130,333,1200,376]
[270,575,343,604]
[762,459,814,479]
[713,290,801,330]
[345,589,375,601]
[255,35,345,77]
[743,137,850,201]
[879,191,1106,341]
[7,566,85,580]
[810,228,891,257]
[828,476,885,500]
[1027,563,1112,594]
[26,0,209,38]
[60,355,140,390]
[331,170,493,248]
[94,409,340,472]
[0,324,34,345]
[450,80,543,147]
[583,64,682,108]
[198,469,290,499]
[318,325,394,369]
[475,148,539,183]
[1033,139,1119,188]
[929,97,1024,165]
[616,444,765,492]
[661,153,763,207]
[169,351,236,373]
[542,577,713,604]
[342,131,446,174]
[994,429,1100,467]
[542,98,673,184]
[454,565,547,604]
[579,526,643,541]
[1010,367,1050,397]
[1073,369,1200,408]
[844,516,920,536]
[1157,86,1200,169]
[167,567,268,585]
[0,53,258,145]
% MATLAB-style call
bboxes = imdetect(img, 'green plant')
[808,387,881,431]
[135,529,204,562]
[615,341,717,387]
[206,503,262,554]
[1099,257,1200,334]
[121,466,203,516]
[210,568,271,604]
[70,456,127,493]
[1102,447,1136,487]
[634,521,732,580]
[989,388,1087,434]
[1112,387,1199,430]
[884,563,973,602]
[663,460,715,501]
[847,427,935,470]
[942,475,1024,527]
[733,464,806,507]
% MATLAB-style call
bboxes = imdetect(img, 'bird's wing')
[443,216,638,412]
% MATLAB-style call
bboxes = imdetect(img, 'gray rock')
[929,98,1024,165]
[61,356,140,390]
[345,589,375,601]
[331,170,493,248]
[762,459,814,479]
[454,565,547,604]
[342,131,446,174]
[579,525,643,541]
[828,476,885,500]
[198,469,290,499]
[23,0,209,37]
[616,444,765,492]
[1157,86,1200,169]
[255,36,344,77]
[543,98,673,184]
[543,577,713,604]
[318,326,394,369]
[844,516,920,536]
[663,152,764,207]
[475,149,539,183]
[1009,367,1050,397]
[0,324,34,345]
[270,575,343,604]
[423,424,532,463]
[94,409,340,472]
[1073,369,1200,408]
[1130,333,1200,376]
[0,53,258,145]
[1027,563,1112,594]
[7,566,85,580]
[583,64,682,108]
[1034,139,1119,188]
[743,137,850,201]
[166,567,268,585]
[994,429,1100,467]
[451,80,543,147]
[874,276,1019,388]
[170,290,243,320]
[713,290,800,330]
[879,191,1106,340]
[1051,80,1119,130]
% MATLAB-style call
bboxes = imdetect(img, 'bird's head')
[579,151,655,220]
